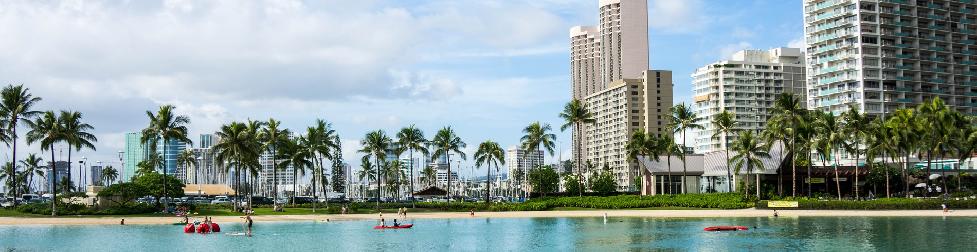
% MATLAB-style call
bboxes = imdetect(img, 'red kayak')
[374,224,413,229]
[211,223,221,232]
[183,224,195,233]
[704,226,749,231]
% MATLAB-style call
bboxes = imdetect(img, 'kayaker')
[393,219,400,227]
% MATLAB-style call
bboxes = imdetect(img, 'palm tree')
[59,111,98,190]
[814,111,846,200]
[259,118,290,208]
[658,131,679,194]
[474,140,504,203]
[213,122,261,212]
[866,118,898,198]
[627,129,664,194]
[431,127,466,202]
[559,99,595,196]
[520,122,555,197]
[356,157,376,201]
[730,131,770,198]
[177,149,197,183]
[101,165,119,186]
[0,84,42,204]
[711,110,738,192]
[141,105,191,209]
[770,93,804,197]
[279,137,312,206]
[359,130,393,208]
[303,119,339,211]
[19,154,43,193]
[396,125,428,207]
[841,105,869,199]
[670,103,703,194]
[886,109,919,197]
[916,98,955,192]
[25,111,62,216]
[420,165,436,187]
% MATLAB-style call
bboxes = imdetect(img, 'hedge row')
[15,202,157,215]
[757,198,977,210]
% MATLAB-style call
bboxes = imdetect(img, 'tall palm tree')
[670,103,703,194]
[866,118,898,198]
[886,109,919,197]
[730,131,770,199]
[19,154,44,193]
[279,137,312,206]
[259,118,290,207]
[59,111,97,190]
[355,157,376,201]
[303,119,339,211]
[474,140,504,203]
[814,111,846,200]
[770,93,804,197]
[359,130,393,208]
[431,127,466,202]
[658,131,679,194]
[101,165,119,186]
[711,110,738,192]
[25,111,62,215]
[420,165,437,187]
[0,84,42,204]
[520,122,555,197]
[176,149,197,183]
[559,99,595,196]
[396,125,428,206]
[213,122,261,212]
[841,105,869,199]
[141,105,191,209]
[917,98,956,192]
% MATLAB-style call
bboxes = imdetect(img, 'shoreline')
[1,209,975,226]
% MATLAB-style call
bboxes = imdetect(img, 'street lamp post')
[118,151,124,183]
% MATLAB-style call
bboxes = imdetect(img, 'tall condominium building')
[259,149,295,197]
[804,0,977,116]
[123,132,147,182]
[43,161,70,193]
[570,0,652,189]
[692,48,807,154]
[584,70,673,190]
[505,146,543,188]
[159,139,187,176]
[89,165,104,186]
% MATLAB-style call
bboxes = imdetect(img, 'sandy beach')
[2,209,975,226]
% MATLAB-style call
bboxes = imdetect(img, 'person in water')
[183,215,189,224]
[393,219,399,227]
[773,210,779,218]
[244,213,254,237]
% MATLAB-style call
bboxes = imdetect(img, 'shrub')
[757,198,977,210]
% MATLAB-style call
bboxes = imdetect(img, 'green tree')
[520,122,556,197]
[627,129,663,193]
[866,119,899,198]
[259,118,290,208]
[355,156,377,201]
[134,172,185,206]
[528,165,559,196]
[302,119,339,212]
[279,137,312,206]
[431,127,466,202]
[0,84,42,205]
[670,103,703,194]
[140,105,191,209]
[711,110,738,193]
[213,122,261,212]
[559,99,595,196]
[396,125,428,206]
[886,109,919,197]
[730,131,769,199]
[20,154,44,193]
[59,111,97,191]
[658,131,679,194]
[841,105,869,199]
[101,165,119,186]
[25,111,63,215]
[563,174,582,196]
[474,140,504,203]
[814,111,846,200]
[359,130,393,208]
[419,165,436,187]
[97,182,148,205]
[589,166,617,195]
[176,149,196,183]
[770,93,804,197]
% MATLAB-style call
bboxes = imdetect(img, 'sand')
[1,209,975,226]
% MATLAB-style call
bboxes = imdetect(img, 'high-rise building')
[569,0,654,192]
[804,0,977,116]
[692,48,807,154]
[158,139,187,176]
[584,70,673,190]
[44,161,70,193]
[505,146,543,189]
[89,165,104,186]
[123,132,147,182]
[259,149,294,197]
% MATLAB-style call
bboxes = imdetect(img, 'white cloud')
[787,36,807,49]
[718,41,753,60]
[649,0,710,33]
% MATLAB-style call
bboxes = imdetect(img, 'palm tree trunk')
[292,165,297,207]
[11,124,17,207]
[833,149,841,200]
[161,139,167,211]
[50,147,57,216]
[854,145,860,199]
[575,122,583,197]
[884,156,890,198]
[791,127,797,197]
[446,152,452,203]
[681,129,687,194]
[903,152,909,198]
[807,151,813,198]
[725,132,732,193]
[666,155,672,194]
[409,150,416,208]
[375,156,381,209]
[273,147,278,210]
[312,156,317,213]
[926,150,933,195]
[234,163,240,212]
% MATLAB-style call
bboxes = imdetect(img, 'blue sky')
[0,0,804,180]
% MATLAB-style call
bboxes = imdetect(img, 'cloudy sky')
[0,0,802,180]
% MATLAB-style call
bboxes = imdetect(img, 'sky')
[0,0,803,180]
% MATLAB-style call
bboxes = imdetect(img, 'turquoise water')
[2,216,976,251]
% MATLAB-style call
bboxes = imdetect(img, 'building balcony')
[897,98,914,103]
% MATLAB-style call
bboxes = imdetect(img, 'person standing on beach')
[942,203,949,214]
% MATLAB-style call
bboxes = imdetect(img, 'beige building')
[691,47,807,154]
[599,0,649,85]
[584,70,673,191]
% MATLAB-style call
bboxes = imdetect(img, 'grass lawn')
[550,207,709,211]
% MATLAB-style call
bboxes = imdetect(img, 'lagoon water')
[2,216,976,251]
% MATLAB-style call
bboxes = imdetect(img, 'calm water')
[1,216,975,251]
